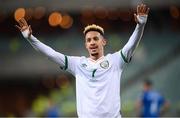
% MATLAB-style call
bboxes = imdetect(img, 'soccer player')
[16,4,149,118]
[136,80,169,117]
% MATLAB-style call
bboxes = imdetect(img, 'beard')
[89,48,99,56]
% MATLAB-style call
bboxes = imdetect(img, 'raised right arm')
[16,18,66,68]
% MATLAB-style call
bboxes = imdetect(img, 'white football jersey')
[63,51,126,118]
[21,18,147,117]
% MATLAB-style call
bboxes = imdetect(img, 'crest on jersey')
[100,60,109,69]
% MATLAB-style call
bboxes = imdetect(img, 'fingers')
[137,4,143,14]
[17,20,23,27]
[29,25,32,32]
[137,4,150,15]
[15,25,21,31]
[15,18,24,31]
[134,13,138,23]
[15,18,30,32]
[17,18,28,29]
[21,18,28,26]
[19,18,28,26]
[139,4,144,13]
[137,5,140,14]
[142,4,147,13]
[29,25,32,36]
[146,7,150,14]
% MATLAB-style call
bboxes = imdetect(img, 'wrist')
[137,15,148,25]
[21,29,31,39]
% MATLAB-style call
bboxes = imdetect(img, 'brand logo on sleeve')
[81,63,87,68]
[100,60,109,69]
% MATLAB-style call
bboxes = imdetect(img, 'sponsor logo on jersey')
[100,60,109,69]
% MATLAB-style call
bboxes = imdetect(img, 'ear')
[102,38,107,46]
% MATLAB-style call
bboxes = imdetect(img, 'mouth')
[89,46,98,54]
[89,46,98,50]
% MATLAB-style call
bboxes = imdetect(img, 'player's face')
[85,31,106,57]
[143,84,151,91]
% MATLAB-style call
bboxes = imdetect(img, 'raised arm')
[121,4,149,63]
[15,18,66,68]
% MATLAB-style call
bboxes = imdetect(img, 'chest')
[81,59,110,70]
[76,58,115,81]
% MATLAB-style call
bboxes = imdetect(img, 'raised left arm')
[121,4,150,63]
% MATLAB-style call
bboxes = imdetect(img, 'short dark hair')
[144,79,152,86]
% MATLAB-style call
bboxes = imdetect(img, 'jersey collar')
[88,56,105,63]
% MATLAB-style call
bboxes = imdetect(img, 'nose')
[90,39,96,46]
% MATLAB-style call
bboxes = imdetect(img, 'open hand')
[134,4,150,24]
[15,18,32,38]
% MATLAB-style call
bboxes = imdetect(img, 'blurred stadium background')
[0,0,180,117]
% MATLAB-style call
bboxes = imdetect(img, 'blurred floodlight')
[56,74,70,88]
[60,14,73,29]
[81,7,94,18]
[48,12,62,27]
[94,7,108,19]
[119,11,132,22]
[34,7,46,20]
[81,8,95,25]
[170,6,179,19]
[42,76,55,89]
[25,8,33,21]
[14,8,25,21]
[107,9,119,20]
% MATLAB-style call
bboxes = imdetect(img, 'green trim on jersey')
[60,55,68,70]
[120,50,129,63]
[92,69,97,77]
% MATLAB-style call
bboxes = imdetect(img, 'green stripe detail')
[92,69,97,77]
[120,50,129,63]
[60,55,68,70]
[64,55,68,70]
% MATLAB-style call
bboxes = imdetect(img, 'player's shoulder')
[66,55,86,64]
[148,90,163,99]
[67,55,85,59]
[105,51,121,60]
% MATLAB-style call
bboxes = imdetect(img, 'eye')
[86,38,91,42]
[93,36,99,41]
